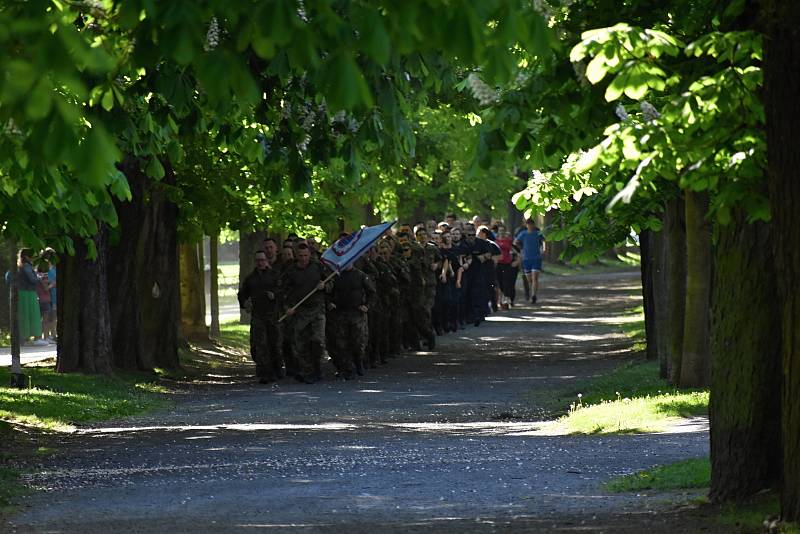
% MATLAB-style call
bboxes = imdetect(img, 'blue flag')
[321,221,396,273]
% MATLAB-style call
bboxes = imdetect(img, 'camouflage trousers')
[290,308,326,381]
[367,306,387,366]
[250,314,282,380]
[409,290,434,341]
[331,309,368,378]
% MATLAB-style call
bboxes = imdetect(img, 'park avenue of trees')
[0,0,798,525]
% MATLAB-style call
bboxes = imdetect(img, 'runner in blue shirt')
[514,219,546,303]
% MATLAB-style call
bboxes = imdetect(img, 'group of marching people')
[237,216,545,384]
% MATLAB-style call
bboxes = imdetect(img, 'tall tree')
[763,0,800,520]
[679,190,711,387]
[710,212,781,501]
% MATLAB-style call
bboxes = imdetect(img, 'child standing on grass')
[36,262,55,343]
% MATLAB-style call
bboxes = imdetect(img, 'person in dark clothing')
[15,248,45,345]
[456,223,493,326]
[237,250,283,383]
[328,264,376,379]
[478,226,502,313]
[282,244,328,383]
[437,231,461,333]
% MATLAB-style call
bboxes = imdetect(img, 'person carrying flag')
[328,262,376,379]
[282,243,328,383]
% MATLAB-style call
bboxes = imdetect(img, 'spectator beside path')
[16,249,47,346]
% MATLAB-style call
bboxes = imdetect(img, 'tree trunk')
[209,232,220,337]
[238,229,265,324]
[107,157,180,370]
[639,229,657,360]
[57,229,113,374]
[179,242,208,341]
[710,213,781,501]
[651,218,670,378]
[0,243,10,335]
[197,240,206,321]
[679,190,712,388]
[665,195,686,384]
[764,0,800,520]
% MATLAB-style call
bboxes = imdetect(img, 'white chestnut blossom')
[204,17,220,51]
[466,73,499,106]
[641,101,661,121]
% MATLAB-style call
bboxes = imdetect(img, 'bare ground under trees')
[4,270,739,533]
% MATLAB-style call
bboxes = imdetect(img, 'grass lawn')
[0,366,171,431]
[543,251,640,277]
[549,360,709,434]
[525,297,708,434]
[0,464,26,512]
[214,320,250,350]
[605,460,798,532]
[605,457,710,492]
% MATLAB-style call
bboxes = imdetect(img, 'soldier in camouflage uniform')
[415,226,443,339]
[395,232,419,350]
[384,235,410,355]
[328,263,376,379]
[282,243,328,384]
[375,242,400,363]
[400,231,436,350]
[356,248,382,368]
[237,250,282,383]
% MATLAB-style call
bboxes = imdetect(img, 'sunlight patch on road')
[485,315,639,324]
[556,333,621,341]
[68,417,708,440]
[78,422,358,434]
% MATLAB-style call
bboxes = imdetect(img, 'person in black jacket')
[328,264,376,379]
[237,250,283,383]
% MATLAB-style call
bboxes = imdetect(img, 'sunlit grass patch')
[557,389,709,434]
[216,320,250,349]
[0,367,172,430]
[540,360,709,434]
[604,458,710,492]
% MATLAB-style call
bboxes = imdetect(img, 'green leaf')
[146,157,166,180]
[623,69,649,100]
[586,53,610,84]
[361,13,391,65]
[25,77,53,120]
[76,125,122,188]
[574,145,602,173]
[321,53,374,110]
[252,36,276,59]
[605,72,629,101]
[101,90,114,112]
[172,27,196,65]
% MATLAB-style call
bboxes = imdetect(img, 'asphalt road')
[7,271,710,533]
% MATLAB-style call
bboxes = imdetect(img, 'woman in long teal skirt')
[16,249,43,343]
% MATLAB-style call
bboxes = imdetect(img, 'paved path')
[7,271,710,533]
[0,305,241,367]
